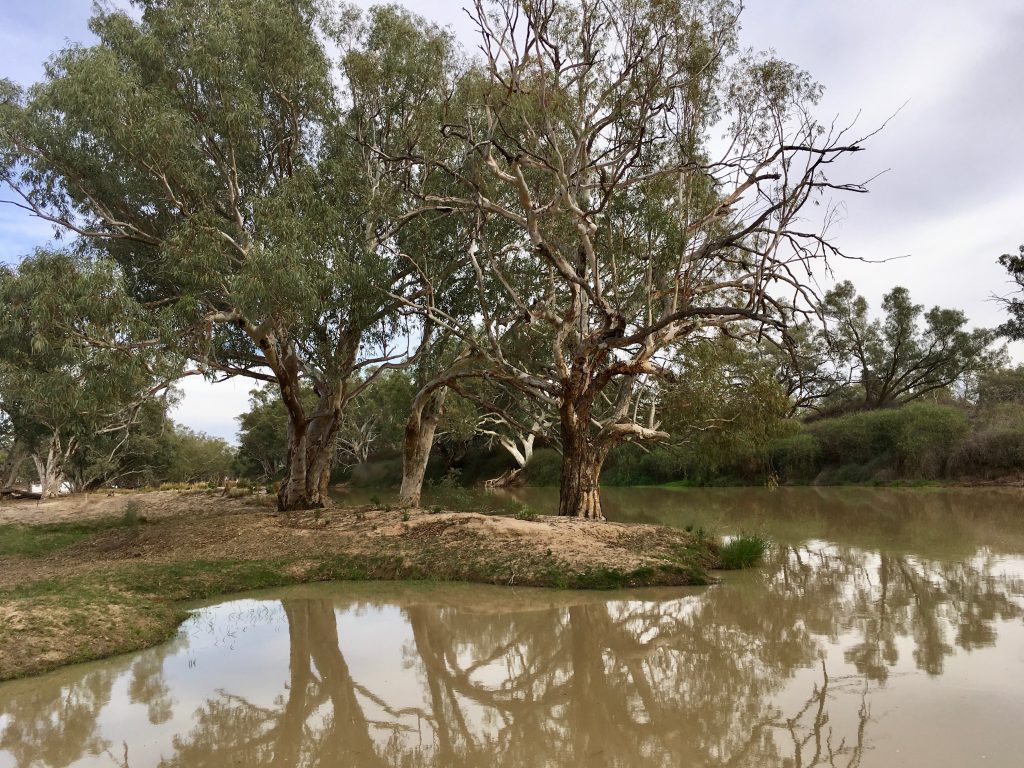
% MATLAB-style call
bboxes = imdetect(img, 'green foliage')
[523,449,562,486]
[513,506,538,522]
[897,405,970,476]
[659,336,793,472]
[0,250,178,494]
[767,403,975,484]
[768,433,822,482]
[601,445,687,486]
[718,534,769,570]
[814,404,967,476]
[822,281,995,410]
[976,364,1024,407]
[160,425,234,484]
[948,403,1024,477]
[0,0,461,509]
[997,245,1024,340]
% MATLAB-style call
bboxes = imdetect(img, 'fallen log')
[0,487,42,500]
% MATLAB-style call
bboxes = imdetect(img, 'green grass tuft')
[718,534,769,570]
[513,506,538,521]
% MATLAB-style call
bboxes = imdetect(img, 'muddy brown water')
[2,486,1024,767]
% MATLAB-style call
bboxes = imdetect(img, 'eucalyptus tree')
[0,0,459,509]
[414,0,873,518]
[397,326,548,505]
[0,250,176,497]
[997,244,1024,340]
[397,330,467,505]
[658,334,792,476]
[822,281,995,410]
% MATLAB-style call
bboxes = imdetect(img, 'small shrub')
[429,504,443,515]
[948,426,1024,476]
[400,511,410,522]
[369,494,381,507]
[896,403,968,476]
[513,506,538,522]
[718,534,769,570]
[121,500,144,526]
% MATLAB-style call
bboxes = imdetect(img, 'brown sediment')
[0,490,719,681]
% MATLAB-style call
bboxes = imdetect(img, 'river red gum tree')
[1,1,459,509]
[413,0,873,518]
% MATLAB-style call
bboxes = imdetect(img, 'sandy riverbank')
[0,490,720,680]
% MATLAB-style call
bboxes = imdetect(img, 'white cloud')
[169,377,256,444]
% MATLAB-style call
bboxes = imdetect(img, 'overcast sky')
[2,0,1022,441]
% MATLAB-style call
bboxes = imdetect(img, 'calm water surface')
[2,487,1024,767]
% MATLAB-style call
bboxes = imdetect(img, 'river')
[1,486,1023,767]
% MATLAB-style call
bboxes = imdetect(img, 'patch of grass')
[513,506,538,521]
[158,481,208,491]
[110,559,298,601]
[0,514,150,558]
[718,534,769,570]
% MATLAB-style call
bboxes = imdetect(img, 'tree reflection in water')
[1,532,1022,767]
[0,634,184,768]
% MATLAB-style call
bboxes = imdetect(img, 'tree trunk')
[1,444,26,490]
[277,384,343,511]
[558,409,607,520]
[399,385,447,507]
[31,431,71,499]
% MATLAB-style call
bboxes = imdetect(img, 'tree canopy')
[0,249,177,496]
[997,244,1024,340]
[13,0,1004,515]
[0,0,460,509]
[821,281,995,411]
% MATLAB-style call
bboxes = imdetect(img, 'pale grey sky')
[2,1,1022,440]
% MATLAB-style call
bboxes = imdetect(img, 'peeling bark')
[399,385,447,507]
[31,430,75,498]
[558,404,608,520]
[277,380,344,511]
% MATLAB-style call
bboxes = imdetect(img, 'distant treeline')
[523,397,1024,489]
[331,367,1024,490]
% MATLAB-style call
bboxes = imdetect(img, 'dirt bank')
[0,490,719,680]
